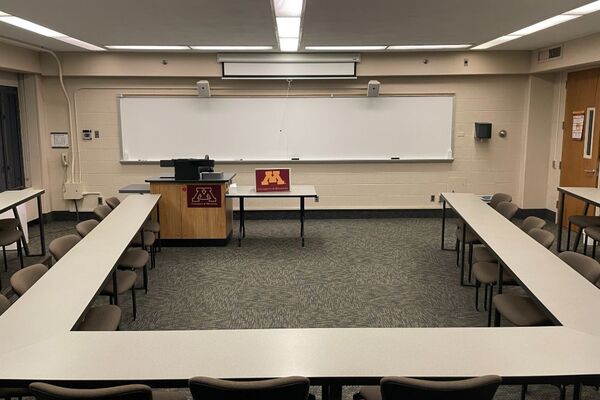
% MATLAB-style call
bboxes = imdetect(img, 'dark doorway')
[0,86,25,191]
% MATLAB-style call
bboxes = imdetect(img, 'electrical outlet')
[430,194,435,202]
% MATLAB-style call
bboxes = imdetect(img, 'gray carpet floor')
[1,216,598,399]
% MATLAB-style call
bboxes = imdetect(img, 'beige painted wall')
[37,74,530,211]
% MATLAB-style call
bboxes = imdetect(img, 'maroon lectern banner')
[255,168,291,192]
[186,184,222,208]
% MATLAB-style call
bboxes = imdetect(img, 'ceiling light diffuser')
[472,35,520,50]
[279,38,299,52]
[191,46,273,51]
[510,14,579,36]
[566,1,600,15]
[305,46,386,51]
[273,0,303,17]
[276,17,301,38]
[387,44,471,50]
[55,36,105,51]
[0,14,64,37]
[105,45,190,50]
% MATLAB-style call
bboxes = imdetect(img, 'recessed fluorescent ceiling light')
[55,36,105,51]
[279,38,299,52]
[273,0,303,17]
[566,1,600,15]
[191,46,272,50]
[388,44,471,50]
[105,45,189,50]
[0,14,64,37]
[305,45,386,51]
[276,17,301,38]
[472,1,600,50]
[472,35,520,50]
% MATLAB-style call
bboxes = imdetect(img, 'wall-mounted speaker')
[367,80,380,97]
[474,122,492,139]
[197,80,210,97]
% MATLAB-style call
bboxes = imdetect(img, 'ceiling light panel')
[279,38,299,52]
[191,46,273,51]
[472,35,520,50]
[273,0,303,17]
[276,17,301,38]
[0,14,64,37]
[56,36,105,51]
[510,14,579,36]
[388,44,471,50]
[305,46,386,51]
[566,1,600,15]
[105,45,190,50]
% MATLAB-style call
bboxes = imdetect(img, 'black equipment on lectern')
[160,157,215,181]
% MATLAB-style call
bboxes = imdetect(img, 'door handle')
[584,169,596,174]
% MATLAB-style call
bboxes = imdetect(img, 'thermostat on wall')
[82,129,93,140]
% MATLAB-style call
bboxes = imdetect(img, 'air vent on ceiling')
[537,45,563,63]
[217,53,360,80]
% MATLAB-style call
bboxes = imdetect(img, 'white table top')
[3,192,600,385]
[443,192,600,335]
[0,188,44,213]
[227,185,317,198]
[558,186,600,206]
[0,194,160,356]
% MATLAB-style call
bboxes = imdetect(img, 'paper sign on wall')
[572,111,585,140]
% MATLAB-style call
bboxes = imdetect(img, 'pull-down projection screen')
[119,95,454,162]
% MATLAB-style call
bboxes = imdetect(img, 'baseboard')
[26,208,558,226]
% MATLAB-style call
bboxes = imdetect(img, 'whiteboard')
[119,95,454,162]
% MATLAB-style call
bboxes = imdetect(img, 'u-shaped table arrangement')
[0,192,599,400]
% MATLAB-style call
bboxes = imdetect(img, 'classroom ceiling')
[0,0,599,52]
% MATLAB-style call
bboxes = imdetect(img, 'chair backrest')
[189,376,310,400]
[528,228,555,249]
[10,263,48,297]
[29,383,153,400]
[49,234,81,261]
[76,219,99,238]
[520,216,546,233]
[380,375,501,400]
[559,251,600,283]
[489,193,512,209]
[105,197,121,210]
[93,205,113,221]
[496,201,519,220]
[0,294,10,315]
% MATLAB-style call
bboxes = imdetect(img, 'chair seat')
[493,294,551,326]
[473,247,496,263]
[357,386,381,400]
[569,215,600,228]
[130,231,156,247]
[0,218,19,231]
[152,391,188,400]
[77,305,122,331]
[118,248,149,269]
[102,270,137,295]
[473,262,515,285]
[0,387,29,398]
[456,225,479,243]
[585,226,600,241]
[143,219,160,233]
[0,229,22,246]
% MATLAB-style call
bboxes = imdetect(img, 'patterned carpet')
[1,216,598,399]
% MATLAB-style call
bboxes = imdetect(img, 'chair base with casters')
[76,304,122,331]
[102,270,138,320]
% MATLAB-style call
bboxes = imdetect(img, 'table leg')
[112,269,119,306]
[460,221,466,286]
[322,384,342,400]
[573,201,590,253]
[156,202,161,251]
[557,191,565,252]
[37,195,46,256]
[493,263,504,327]
[12,206,30,256]
[300,197,305,247]
[441,199,446,250]
[573,382,581,400]
[238,197,245,247]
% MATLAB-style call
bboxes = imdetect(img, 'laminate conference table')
[0,188,46,256]
[556,186,600,252]
[226,185,318,247]
[2,193,600,399]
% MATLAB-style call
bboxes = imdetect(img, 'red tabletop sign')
[186,184,222,207]
[255,168,290,192]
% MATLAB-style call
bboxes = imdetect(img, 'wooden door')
[560,68,600,226]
